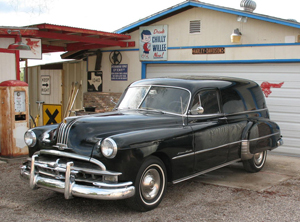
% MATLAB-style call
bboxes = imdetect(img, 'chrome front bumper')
[20,152,135,200]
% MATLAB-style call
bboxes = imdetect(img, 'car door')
[188,89,231,172]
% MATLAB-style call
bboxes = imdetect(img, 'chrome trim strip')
[195,141,241,155]
[57,118,78,145]
[172,132,279,160]
[93,181,133,188]
[172,141,242,160]
[172,152,194,160]
[188,107,268,118]
[39,150,107,171]
[64,120,76,144]
[57,122,65,143]
[225,108,269,116]
[172,158,241,184]
[249,132,280,142]
[188,113,224,118]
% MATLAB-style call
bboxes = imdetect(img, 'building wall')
[86,7,300,94]
[165,8,300,46]
[0,51,16,82]
[0,38,14,48]
[0,38,18,82]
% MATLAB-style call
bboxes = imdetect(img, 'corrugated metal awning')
[0,23,135,53]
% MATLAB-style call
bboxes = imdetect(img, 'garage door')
[146,63,300,155]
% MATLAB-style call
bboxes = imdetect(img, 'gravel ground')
[1,160,300,222]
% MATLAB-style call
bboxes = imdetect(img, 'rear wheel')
[243,150,267,173]
[126,156,167,211]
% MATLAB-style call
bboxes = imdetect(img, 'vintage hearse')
[21,76,283,211]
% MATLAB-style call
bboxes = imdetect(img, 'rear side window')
[221,84,266,114]
[221,88,245,114]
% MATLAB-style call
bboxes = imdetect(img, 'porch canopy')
[0,23,135,54]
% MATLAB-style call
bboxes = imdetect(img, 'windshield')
[118,85,190,114]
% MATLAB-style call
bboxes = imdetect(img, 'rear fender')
[241,119,281,160]
[248,119,281,154]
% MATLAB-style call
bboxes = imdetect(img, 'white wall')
[0,52,16,82]
[0,38,14,48]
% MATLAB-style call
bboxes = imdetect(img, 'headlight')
[101,138,118,159]
[24,130,37,147]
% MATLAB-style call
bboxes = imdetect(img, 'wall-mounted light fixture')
[7,30,31,50]
[231,28,242,43]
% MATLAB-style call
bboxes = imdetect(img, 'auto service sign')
[139,25,168,61]
[20,38,42,59]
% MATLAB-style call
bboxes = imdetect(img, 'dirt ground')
[1,155,300,222]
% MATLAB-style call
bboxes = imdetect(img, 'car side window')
[191,90,220,115]
[221,88,245,114]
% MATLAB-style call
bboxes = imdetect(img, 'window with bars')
[189,20,201,33]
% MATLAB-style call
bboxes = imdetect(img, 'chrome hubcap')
[141,169,160,201]
[254,152,264,165]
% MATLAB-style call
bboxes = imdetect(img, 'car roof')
[130,76,257,94]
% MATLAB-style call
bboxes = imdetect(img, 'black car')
[21,76,283,211]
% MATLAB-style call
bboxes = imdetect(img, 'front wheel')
[242,150,267,173]
[126,156,167,211]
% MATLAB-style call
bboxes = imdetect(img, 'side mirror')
[190,106,204,115]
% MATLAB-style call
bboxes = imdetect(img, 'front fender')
[92,126,193,182]
[111,126,193,157]
[27,124,59,157]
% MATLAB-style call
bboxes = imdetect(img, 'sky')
[1,0,299,65]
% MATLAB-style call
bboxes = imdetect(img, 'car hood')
[55,110,184,157]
